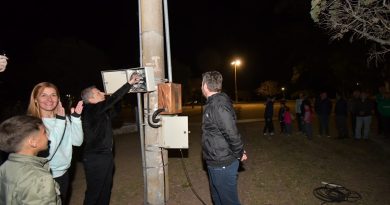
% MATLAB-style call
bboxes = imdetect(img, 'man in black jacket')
[201,71,247,205]
[80,73,140,205]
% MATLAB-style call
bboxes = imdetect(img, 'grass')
[68,104,390,205]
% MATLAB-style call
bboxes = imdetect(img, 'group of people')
[263,88,390,141]
[0,66,248,205]
[0,64,142,205]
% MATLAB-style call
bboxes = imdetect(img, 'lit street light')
[281,87,286,99]
[231,59,241,103]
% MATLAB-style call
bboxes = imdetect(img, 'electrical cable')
[152,108,165,123]
[146,93,161,128]
[179,149,208,205]
[313,182,362,205]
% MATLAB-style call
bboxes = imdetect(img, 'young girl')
[284,106,293,136]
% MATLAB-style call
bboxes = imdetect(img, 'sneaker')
[270,132,274,136]
[263,133,268,136]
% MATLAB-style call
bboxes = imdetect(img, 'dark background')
[0,0,386,110]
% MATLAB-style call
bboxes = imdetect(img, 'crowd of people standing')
[264,87,390,140]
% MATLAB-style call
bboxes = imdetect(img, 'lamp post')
[231,59,241,103]
[281,87,285,99]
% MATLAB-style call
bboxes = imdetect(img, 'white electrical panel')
[101,67,156,94]
[101,70,128,94]
[160,116,188,149]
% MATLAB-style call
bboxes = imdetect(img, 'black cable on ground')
[313,182,362,205]
[179,149,208,205]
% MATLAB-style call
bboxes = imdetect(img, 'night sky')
[0,0,374,102]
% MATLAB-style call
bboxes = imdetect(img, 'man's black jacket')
[202,92,244,167]
[82,83,132,154]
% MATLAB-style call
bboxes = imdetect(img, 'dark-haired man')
[201,71,247,205]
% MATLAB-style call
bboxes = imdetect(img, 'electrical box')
[101,67,156,94]
[160,116,188,149]
[158,83,182,114]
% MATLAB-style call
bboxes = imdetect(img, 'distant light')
[231,59,241,66]
[356,82,360,86]
[281,87,285,91]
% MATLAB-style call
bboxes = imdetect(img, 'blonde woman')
[27,82,83,203]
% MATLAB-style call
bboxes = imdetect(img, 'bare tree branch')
[311,0,390,63]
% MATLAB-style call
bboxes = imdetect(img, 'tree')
[310,0,390,63]
[256,81,281,97]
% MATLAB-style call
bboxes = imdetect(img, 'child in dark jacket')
[278,102,286,134]
[263,97,275,136]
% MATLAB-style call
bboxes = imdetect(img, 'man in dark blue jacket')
[335,93,349,138]
[80,73,140,205]
[315,92,332,137]
[201,71,247,205]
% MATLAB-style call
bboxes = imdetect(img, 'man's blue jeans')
[207,160,240,205]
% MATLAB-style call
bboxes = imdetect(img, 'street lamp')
[281,87,285,99]
[231,59,241,103]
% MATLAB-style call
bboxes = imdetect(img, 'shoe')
[327,135,331,138]
[270,132,275,136]
[263,133,268,136]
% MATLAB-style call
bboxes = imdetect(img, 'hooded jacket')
[202,92,244,167]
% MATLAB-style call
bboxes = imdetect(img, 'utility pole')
[139,0,168,204]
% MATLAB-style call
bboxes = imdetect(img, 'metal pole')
[163,0,172,82]
[234,64,238,103]
[137,0,147,203]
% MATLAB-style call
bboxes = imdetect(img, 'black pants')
[83,153,114,205]
[335,115,349,138]
[54,171,69,204]
[296,113,303,132]
[263,117,274,134]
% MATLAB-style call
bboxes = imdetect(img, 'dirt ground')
[68,104,390,205]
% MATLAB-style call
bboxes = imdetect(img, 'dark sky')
[0,0,370,101]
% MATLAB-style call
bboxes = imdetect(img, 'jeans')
[285,123,292,135]
[207,160,241,205]
[263,117,274,134]
[355,116,371,139]
[304,123,313,139]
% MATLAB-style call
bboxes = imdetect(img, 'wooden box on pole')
[158,83,182,114]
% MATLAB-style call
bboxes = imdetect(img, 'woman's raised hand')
[56,101,65,117]
[71,100,84,115]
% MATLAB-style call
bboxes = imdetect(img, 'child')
[303,102,314,139]
[278,101,286,134]
[0,115,61,205]
[263,97,275,136]
[284,106,293,136]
